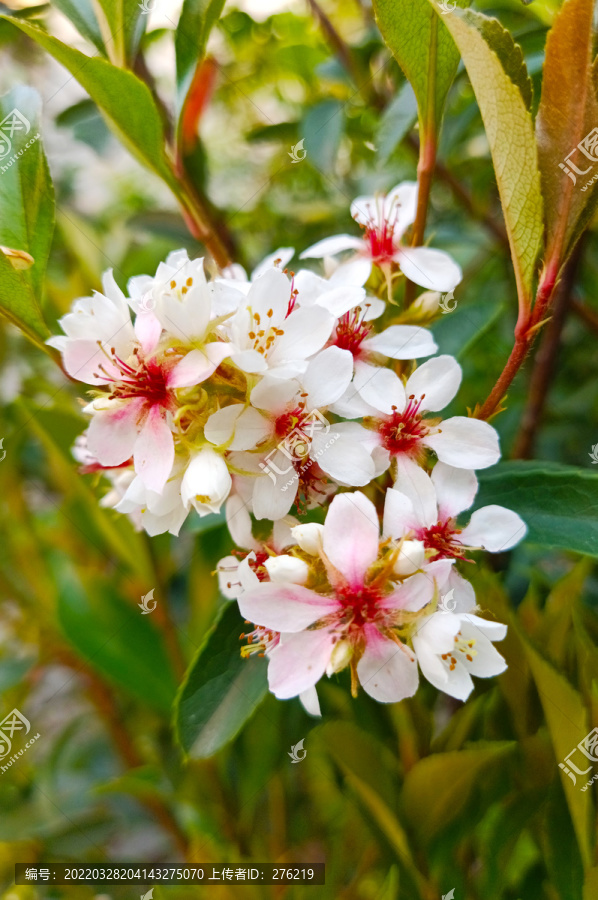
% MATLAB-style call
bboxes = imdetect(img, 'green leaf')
[401,742,515,843]
[51,0,105,54]
[432,7,543,307]
[4,19,175,190]
[376,81,418,165]
[57,565,177,715]
[535,0,598,267]
[94,0,147,66]
[175,0,226,110]
[476,461,598,558]
[522,637,594,869]
[372,0,464,136]
[0,86,53,346]
[175,601,268,759]
[302,100,343,173]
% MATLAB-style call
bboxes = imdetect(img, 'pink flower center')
[333,308,373,357]
[378,395,429,457]
[98,347,174,409]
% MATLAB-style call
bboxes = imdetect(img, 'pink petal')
[86,401,141,466]
[168,343,230,388]
[356,625,419,702]
[134,404,174,493]
[134,311,162,355]
[237,582,340,632]
[267,629,336,699]
[63,340,121,385]
[323,491,379,588]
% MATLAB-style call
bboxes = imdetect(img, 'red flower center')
[417,519,469,562]
[99,347,174,409]
[333,308,373,357]
[337,583,383,628]
[378,395,428,457]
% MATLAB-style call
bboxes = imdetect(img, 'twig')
[512,243,583,457]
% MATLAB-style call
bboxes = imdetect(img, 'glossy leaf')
[3,19,175,190]
[175,0,226,111]
[175,601,268,759]
[57,566,178,715]
[372,0,464,134]
[535,0,598,267]
[435,7,543,307]
[476,461,598,558]
[0,86,53,346]
[94,0,146,66]
[50,0,105,53]
[522,637,593,869]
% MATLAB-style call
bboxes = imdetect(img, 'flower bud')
[291,523,325,555]
[394,540,426,576]
[264,555,310,584]
[326,638,353,675]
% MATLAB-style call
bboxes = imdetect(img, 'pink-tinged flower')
[384,461,526,613]
[300,181,462,292]
[237,491,453,703]
[48,264,231,494]
[334,355,501,472]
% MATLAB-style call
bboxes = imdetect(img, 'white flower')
[300,181,462,291]
[385,460,526,612]
[412,612,508,701]
[181,446,233,516]
[221,267,334,377]
[334,355,501,472]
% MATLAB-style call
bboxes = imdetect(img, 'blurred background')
[0,0,597,898]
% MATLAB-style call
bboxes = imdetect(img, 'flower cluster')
[50,182,526,713]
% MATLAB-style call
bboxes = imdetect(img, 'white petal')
[230,348,269,373]
[268,306,333,365]
[230,406,272,451]
[393,462,437,529]
[445,569,476,614]
[314,285,366,317]
[291,523,325,555]
[328,256,372,287]
[225,494,259,551]
[383,181,418,238]
[250,375,300,412]
[382,487,417,538]
[252,465,297,521]
[299,686,321,717]
[432,463,478,519]
[414,611,461,654]
[251,246,294,280]
[350,194,379,227]
[246,267,290,325]
[302,346,353,409]
[238,582,339,632]
[381,571,435,613]
[425,417,500,469]
[357,626,419,703]
[312,431,375,486]
[364,325,437,360]
[460,505,526,552]
[353,360,406,414]
[267,630,336,699]
[204,405,243,446]
[322,491,379,588]
[406,355,462,411]
[459,613,508,642]
[300,234,364,258]
[396,246,462,292]
[458,631,507,678]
